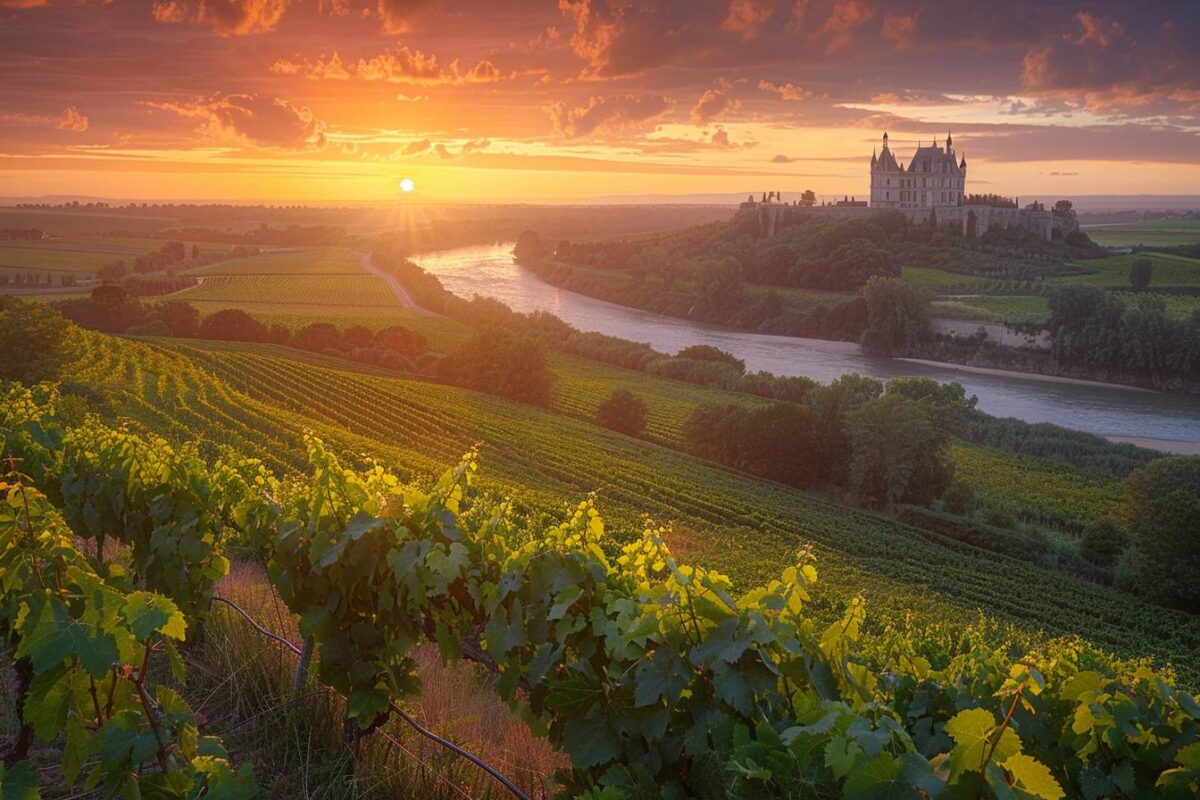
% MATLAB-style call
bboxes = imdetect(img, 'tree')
[0,297,71,382]
[1052,199,1077,226]
[294,322,342,352]
[846,394,949,507]
[799,189,816,207]
[148,299,200,338]
[674,345,745,373]
[1124,456,1200,609]
[595,388,648,437]
[437,327,553,406]
[341,325,375,350]
[373,325,426,356]
[696,257,743,315]
[1129,258,1152,291]
[197,309,269,342]
[860,277,929,357]
[513,230,546,262]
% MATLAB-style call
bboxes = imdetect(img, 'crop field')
[64,333,1197,680]
[187,247,365,276]
[176,273,400,307]
[1082,219,1200,247]
[1052,252,1200,288]
[0,236,232,274]
[0,208,175,235]
[934,291,1200,324]
[947,441,1123,529]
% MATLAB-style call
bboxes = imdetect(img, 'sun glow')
[399,177,415,193]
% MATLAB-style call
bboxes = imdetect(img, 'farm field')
[933,290,1200,324]
[0,235,234,276]
[186,247,364,275]
[746,283,856,308]
[175,273,400,307]
[1051,251,1200,288]
[1082,219,1200,247]
[89,334,1194,682]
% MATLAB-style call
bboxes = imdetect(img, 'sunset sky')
[1,0,1197,203]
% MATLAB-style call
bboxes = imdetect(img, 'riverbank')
[1107,437,1200,455]
[894,358,1159,394]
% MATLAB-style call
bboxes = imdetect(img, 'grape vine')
[3,382,1199,799]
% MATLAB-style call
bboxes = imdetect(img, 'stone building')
[870,132,966,209]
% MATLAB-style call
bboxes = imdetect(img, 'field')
[1082,219,1200,247]
[902,265,988,288]
[0,235,234,278]
[176,273,401,307]
[1051,251,1200,288]
[186,247,365,275]
[934,291,1200,325]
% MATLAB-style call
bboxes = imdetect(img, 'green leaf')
[712,666,753,716]
[23,667,71,741]
[842,751,923,800]
[0,761,41,800]
[18,595,118,678]
[121,592,186,641]
[1003,753,1064,800]
[945,708,1020,780]
[563,717,620,769]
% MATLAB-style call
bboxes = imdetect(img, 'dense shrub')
[0,297,71,383]
[595,388,649,437]
[1124,456,1200,610]
[437,327,553,406]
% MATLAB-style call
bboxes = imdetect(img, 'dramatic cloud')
[548,94,673,137]
[1020,10,1200,115]
[758,80,812,101]
[147,93,326,149]
[721,0,777,41]
[151,0,288,35]
[275,48,507,86]
[771,153,794,163]
[690,86,738,124]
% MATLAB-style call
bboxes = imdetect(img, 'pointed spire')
[960,153,967,169]
[882,131,889,149]
[946,129,953,149]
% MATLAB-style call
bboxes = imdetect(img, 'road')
[359,252,438,315]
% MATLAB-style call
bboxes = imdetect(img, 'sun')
[399,177,415,193]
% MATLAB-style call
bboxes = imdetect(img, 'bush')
[674,345,745,373]
[437,327,553,406]
[595,388,649,437]
[1124,456,1200,609]
[941,479,976,515]
[1080,518,1128,568]
[0,297,71,383]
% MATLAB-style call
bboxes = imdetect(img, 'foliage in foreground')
[2,383,1199,799]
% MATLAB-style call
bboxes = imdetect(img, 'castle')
[739,132,1058,241]
[870,132,965,209]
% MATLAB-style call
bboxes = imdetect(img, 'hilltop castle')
[739,131,1057,241]
[870,132,965,209]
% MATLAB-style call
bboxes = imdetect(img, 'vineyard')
[3,383,1199,799]
[187,248,367,276]
[42,332,1200,685]
[176,274,402,308]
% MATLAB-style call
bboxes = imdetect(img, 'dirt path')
[359,252,439,316]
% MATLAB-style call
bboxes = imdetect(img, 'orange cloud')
[548,94,673,137]
[57,106,89,132]
[146,93,325,149]
[690,86,739,124]
[151,0,288,35]
[758,80,812,101]
[721,0,776,41]
[275,47,507,86]
[376,0,428,34]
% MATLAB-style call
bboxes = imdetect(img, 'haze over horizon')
[1,0,1197,203]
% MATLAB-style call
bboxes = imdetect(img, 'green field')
[0,236,234,276]
[1052,251,1200,288]
[1082,219,1200,247]
[747,284,856,308]
[176,273,400,307]
[902,265,988,289]
[187,247,364,276]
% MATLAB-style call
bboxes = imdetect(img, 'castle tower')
[869,131,903,208]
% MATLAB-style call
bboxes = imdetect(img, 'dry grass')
[201,562,564,799]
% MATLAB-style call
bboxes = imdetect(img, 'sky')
[1,0,1198,203]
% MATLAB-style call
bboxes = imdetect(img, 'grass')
[198,562,561,798]
[746,284,857,309]
[176,275,401,307]
[1082,219,1200,248]
[1053,252,1200,289]
[188,248,366,276]
[0,236,233,274]
[932,296,1048,324]
[902,265,987,289]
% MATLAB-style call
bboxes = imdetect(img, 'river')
[410,243,1200,447]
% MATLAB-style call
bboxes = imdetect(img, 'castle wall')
[738,203,1053,241]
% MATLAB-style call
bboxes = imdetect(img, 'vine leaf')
[1002,753,1065,800]
[945,707,1020,780]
